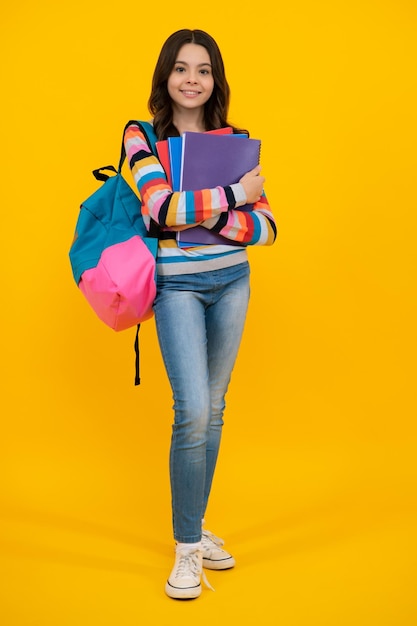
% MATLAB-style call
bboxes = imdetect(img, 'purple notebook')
[178,132,261,247]
[180,132,260,196]
[176,225,243,247]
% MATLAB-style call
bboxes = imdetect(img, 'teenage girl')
[124,28,277,600]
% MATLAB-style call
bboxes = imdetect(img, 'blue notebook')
[168,136,183,192]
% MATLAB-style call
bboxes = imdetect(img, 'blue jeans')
[154,262,250,543]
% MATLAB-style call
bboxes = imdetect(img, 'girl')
[124,28,277,600]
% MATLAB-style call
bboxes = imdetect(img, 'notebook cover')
[158,128,256,247]
[156,127,233,190]
[176,225,243,248]
[156,140,172,187]
[205,127,233,135]
[176,132,260,246]
[180,132,260,197]
[168,136,183,191]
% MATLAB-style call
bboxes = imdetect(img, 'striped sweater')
[124,123,277,275]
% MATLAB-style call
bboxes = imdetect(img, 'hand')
[239,165,265,204]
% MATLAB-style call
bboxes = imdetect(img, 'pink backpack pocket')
[79,235,157,332]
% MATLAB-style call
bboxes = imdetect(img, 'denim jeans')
[154,262,250,543]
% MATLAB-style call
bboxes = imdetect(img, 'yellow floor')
[1,437,416,626]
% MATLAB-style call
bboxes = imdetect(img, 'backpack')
[69,120,159,384]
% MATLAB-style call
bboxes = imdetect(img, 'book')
[176,225,243,247]
[155,140,172,187]
[176,132,261,246]
[156,127,233,188]
[205,127,234,135]
[179,132,260,201]
[168,136,183,191]
[156,128,260,247]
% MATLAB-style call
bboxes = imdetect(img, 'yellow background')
[1,1,416,624]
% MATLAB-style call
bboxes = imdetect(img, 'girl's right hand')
[239,165,265,204]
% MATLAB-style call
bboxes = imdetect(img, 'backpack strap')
[120,120,158,387]
[92,121,158,182]
[88,120,159,386]
[134,324,142,386]
[118,119,158,172]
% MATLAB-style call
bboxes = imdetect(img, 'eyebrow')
[174,61,212,67]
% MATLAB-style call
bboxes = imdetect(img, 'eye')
[174,65,185,73]
[200,69,210,75]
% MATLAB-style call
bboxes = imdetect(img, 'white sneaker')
[202,529,236,570]
[165,544,213,599]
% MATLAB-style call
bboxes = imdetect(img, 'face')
[167,43,214,114]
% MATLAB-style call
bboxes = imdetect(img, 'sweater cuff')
[230,183,247,208]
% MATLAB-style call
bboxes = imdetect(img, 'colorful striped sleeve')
[199,192,277,246]
[124,124,236,228]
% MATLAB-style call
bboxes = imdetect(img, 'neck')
[172,107,206,135]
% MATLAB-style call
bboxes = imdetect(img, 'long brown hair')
[148,29,248,140]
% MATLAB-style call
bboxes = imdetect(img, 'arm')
[199,192,277,246]
[124,124,247,229]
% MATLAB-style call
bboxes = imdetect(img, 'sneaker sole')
[202,556,236,570]
[165,581,202,600]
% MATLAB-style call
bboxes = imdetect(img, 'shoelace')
[201,529,225,549]
[175,547,214,591]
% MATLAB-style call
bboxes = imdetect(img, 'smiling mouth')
[181,90,201,96]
